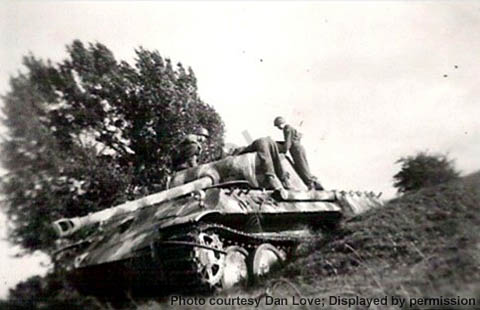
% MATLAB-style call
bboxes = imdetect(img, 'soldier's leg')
[233,138,284,190]
[232,139,261,156]
[255,139,284,190]
[290,144,316,188]
[254,139,276,176]
[267,140,292,189]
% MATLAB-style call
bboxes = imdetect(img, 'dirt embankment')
[142,172,480,310]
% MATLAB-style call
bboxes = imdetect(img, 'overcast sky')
[1,0,479,298]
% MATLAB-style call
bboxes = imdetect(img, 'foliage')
[0,273,103,310]
[393,151,460,194]
[0,40,224,254]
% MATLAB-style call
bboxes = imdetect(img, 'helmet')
[273,116,285,127]
[197,127,210,138]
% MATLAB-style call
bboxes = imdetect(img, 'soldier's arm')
[195,142,202,156]
[283,125,293,152]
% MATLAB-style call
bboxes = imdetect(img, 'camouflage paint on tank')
[53,149,383,293]
[170,153,308,190]
[76,187,342,266]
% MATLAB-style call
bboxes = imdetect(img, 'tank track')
[156,223,315,294]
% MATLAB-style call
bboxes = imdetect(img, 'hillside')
[141,171,480,309]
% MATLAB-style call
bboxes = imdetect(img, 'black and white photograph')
[0,1,479,309]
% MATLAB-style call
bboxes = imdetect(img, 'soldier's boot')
[266,174,288,199]
[280,172,293,190]
[314,181,324,190]
[308,180,324,191]
[266,174,283,190]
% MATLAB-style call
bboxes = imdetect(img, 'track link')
[155,223,313,293]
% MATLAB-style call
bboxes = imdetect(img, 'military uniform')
[172,134,203,171]
[232,137,288,190]
[279,125,322,189]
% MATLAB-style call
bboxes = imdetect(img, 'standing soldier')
[273,116,324,190]
[172,128,209,171]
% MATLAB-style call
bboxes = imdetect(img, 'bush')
[393,151,460,194]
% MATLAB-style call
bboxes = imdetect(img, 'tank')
[52,152,382,301]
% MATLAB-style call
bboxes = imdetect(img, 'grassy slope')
[141,172,480,309]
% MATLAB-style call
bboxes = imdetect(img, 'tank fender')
[156,210,223,230]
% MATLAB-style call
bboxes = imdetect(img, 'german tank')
[52,152,382,301]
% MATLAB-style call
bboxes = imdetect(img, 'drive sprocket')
[192,232,225,288]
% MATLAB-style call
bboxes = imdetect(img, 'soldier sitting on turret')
[172,128,209,171]
[228,137,292,191]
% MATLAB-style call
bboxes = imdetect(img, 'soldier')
[230,137,291,191]
[273,116,324,190]
[172,128,209,171]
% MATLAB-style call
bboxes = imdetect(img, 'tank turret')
[52,152,314,238]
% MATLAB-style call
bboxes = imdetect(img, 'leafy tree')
[393,151,460,194]
[0,40,225,255]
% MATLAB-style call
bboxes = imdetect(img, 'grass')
[136,172,480,309]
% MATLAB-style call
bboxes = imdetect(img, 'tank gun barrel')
[52,176,214,238]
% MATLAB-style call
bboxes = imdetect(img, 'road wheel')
[221,246,249,289]
[250,243,286,277]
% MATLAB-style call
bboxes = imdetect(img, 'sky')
[1,0,479,299]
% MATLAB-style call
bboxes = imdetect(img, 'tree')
[0,40,225,255]
[393,151,460,194]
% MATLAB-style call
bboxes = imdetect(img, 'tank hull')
[70,220,339,299]
[53,153,382,301]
